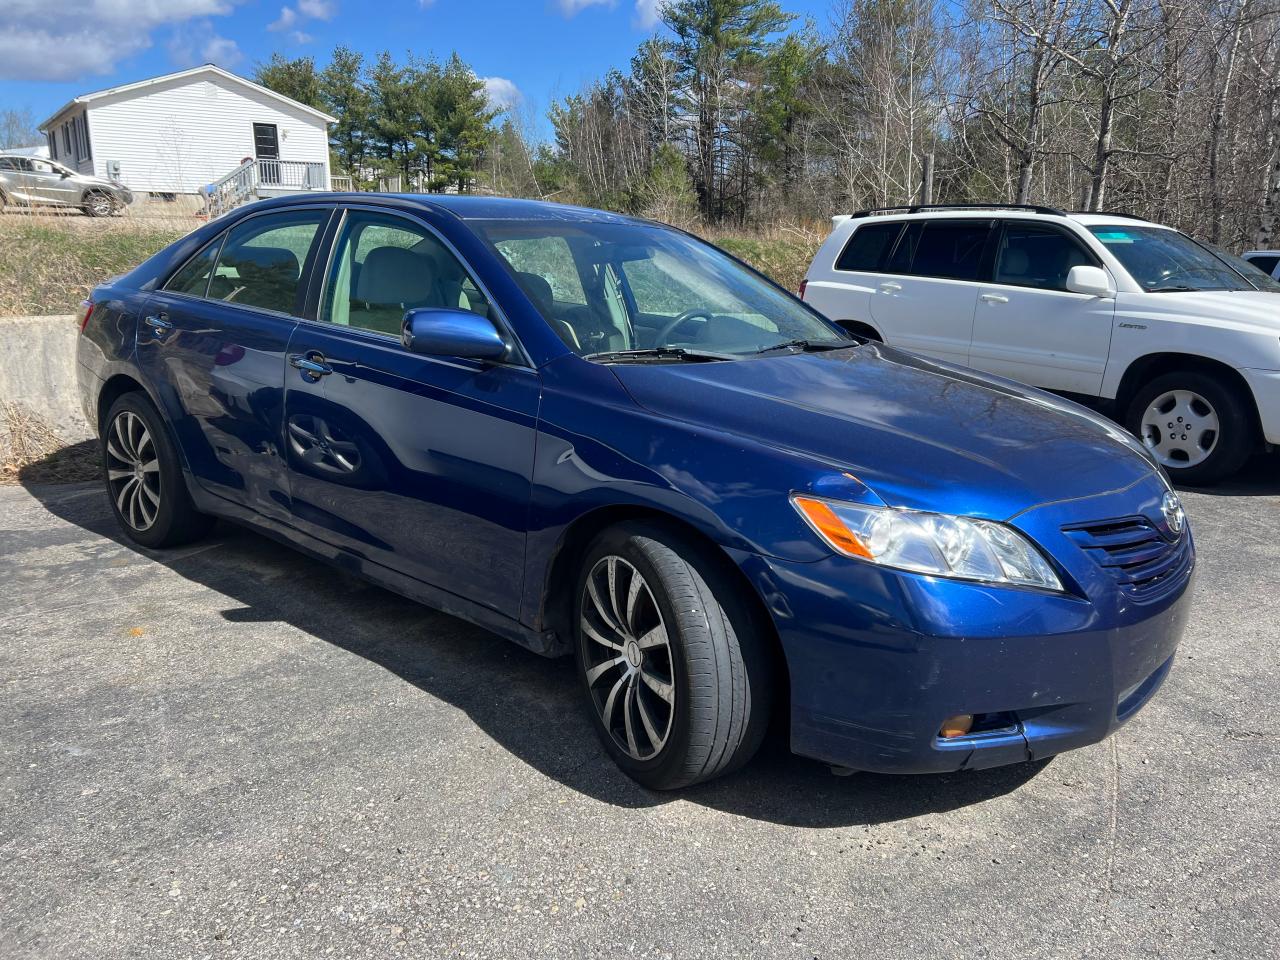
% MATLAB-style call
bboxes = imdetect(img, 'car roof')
[246,192,648,225]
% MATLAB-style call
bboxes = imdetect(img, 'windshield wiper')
[583,346,737,364]
[751,337,858,355]
[1147,284,1210,293]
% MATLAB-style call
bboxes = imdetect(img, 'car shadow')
[1173,451,1280,497]
[17,464,1049,828]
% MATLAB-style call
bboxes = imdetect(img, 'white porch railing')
[330,175,354,191]
[206,159,335,218]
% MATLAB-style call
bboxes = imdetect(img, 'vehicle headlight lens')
[792,495,1063,591]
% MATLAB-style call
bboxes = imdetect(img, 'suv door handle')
[879,281,903,293]
[144,314,173,330]
[980,293,1010,304]
[289,353,332,379]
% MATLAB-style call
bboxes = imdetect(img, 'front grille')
[1063,516,1190,598]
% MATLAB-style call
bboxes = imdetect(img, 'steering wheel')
[656,308,715,345]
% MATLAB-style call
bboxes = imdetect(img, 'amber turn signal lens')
[792,496,873,559]
[939,714,974,739]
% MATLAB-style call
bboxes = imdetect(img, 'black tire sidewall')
[1126,371,1254,485]
[102,393,191,548]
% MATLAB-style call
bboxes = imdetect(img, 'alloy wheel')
[105,410,161,531]
[88,194,114,216]
[580,556,676,761]
[1140,389,1219,468]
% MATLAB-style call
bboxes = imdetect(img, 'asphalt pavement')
[1,456,1277,959]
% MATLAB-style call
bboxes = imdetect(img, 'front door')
[137,207,330,520]
[26,159,80,206]
[868,219,993,366]
[282,208,540,618]
[969,221,1116,395]
[253,123,280,184]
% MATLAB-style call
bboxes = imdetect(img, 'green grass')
[0,216,190,316]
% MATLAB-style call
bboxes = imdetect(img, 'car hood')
[610,344,1159,520]
[1133,289,1280,333]
[74,173,127,192]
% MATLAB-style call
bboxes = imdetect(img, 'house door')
[253,123,280,184]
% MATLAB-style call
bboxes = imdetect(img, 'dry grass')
[704,222,825,293]
[0,211,193,316]
[0,400,98,485]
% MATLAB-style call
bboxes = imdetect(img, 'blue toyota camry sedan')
[76,195,1194,789]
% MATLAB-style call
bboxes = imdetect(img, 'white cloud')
[634,0,669,29]
[481,76,522,111]
[297,0,335,20]
[268,6,298,31]
[167,19,242,69]
[1,0,233,81]
[556,0,614,17]
[200,33,243,67]
[291,30,314,44]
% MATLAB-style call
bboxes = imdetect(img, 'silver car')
[0,154,133,217]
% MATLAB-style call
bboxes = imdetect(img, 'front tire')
[1125,371,1255,485]
[83,192,115,217]
[102,393,212,548]
[575,522,772,790]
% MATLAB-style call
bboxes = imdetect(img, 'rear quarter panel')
[77,282,148,432]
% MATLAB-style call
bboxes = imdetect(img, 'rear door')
[137,207,331,520]
[281,207,540,618]
[969,221,1115,394]
[868,218,993,366]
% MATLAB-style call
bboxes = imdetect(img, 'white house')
[39,64,335,198]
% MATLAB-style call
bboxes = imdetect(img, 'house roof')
[39,64,337,131]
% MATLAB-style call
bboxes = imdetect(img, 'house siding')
[83,74,330,194]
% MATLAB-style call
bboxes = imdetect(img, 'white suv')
[802,205,1280,484]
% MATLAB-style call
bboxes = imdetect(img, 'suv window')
[835,222,902,272]
[994,223,1095,291]
[322,211,491,336]
[0,157,31,171]
[905,221,991,281]
[206,210,327,314]
[1246,254,1280,276]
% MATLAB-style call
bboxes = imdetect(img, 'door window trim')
[306,204,534,369]
[988,220,1103,292]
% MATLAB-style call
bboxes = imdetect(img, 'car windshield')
[471,218,846,359]
[1090,225,1280,293]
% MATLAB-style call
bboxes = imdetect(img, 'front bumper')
[745,474,1195,774]
[1242,368,1280,445]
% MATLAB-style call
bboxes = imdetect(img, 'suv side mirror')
[1066,265,1115,298]
[60,170,71,179]
[401,308,509,362]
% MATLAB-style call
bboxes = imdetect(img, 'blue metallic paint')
[76,194,1195,775]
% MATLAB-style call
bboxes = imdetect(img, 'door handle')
[879,281,903,293]
[980,293,1010,304]
[144,314,173,330]
[289,353,332,379]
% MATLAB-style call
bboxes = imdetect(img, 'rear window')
[906,221,991,281]
[835,222,902,272]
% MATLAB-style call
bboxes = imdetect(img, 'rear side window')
[164,238,223,297]
[835,222,902,272]
[1246,254,1280,276]
[994,224,1095,291]
[906,221,991,281]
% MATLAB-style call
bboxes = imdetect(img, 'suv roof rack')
[1071,209,1149,221]
[849,203,1068,218]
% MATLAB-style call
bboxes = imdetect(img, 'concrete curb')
[0,314,91,440]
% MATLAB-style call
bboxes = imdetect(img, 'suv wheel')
[1125,371,1254,485]
[103,393,212,548]
[574,522,772,790]
[83,192,115,217]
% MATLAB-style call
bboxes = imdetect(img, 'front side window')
[994,224,1095,291]
[905,220,991,281]
[473,219,844,358]
[207,210,327,314]
[321,211,492,336]
[1090,225,1280,292]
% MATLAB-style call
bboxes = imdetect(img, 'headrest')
[517,272,555,314]
[356,246,434,305]
[231,245,298,278]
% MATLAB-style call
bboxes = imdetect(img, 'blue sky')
[1,0,833,140]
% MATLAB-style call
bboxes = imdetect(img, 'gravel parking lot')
[2,456,1277,959]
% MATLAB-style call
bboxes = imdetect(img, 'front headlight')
[792,495,1063,591]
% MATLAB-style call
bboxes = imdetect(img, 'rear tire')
[574,522,773,790]
[102,393,212,548]
[1125,371,1254,485]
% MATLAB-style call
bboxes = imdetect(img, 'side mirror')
[1065,265,1115,298]
[401,308,509,362]
[60,170,71,179]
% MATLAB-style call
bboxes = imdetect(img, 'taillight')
[77,300,94,333]
[798,279,808,300]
